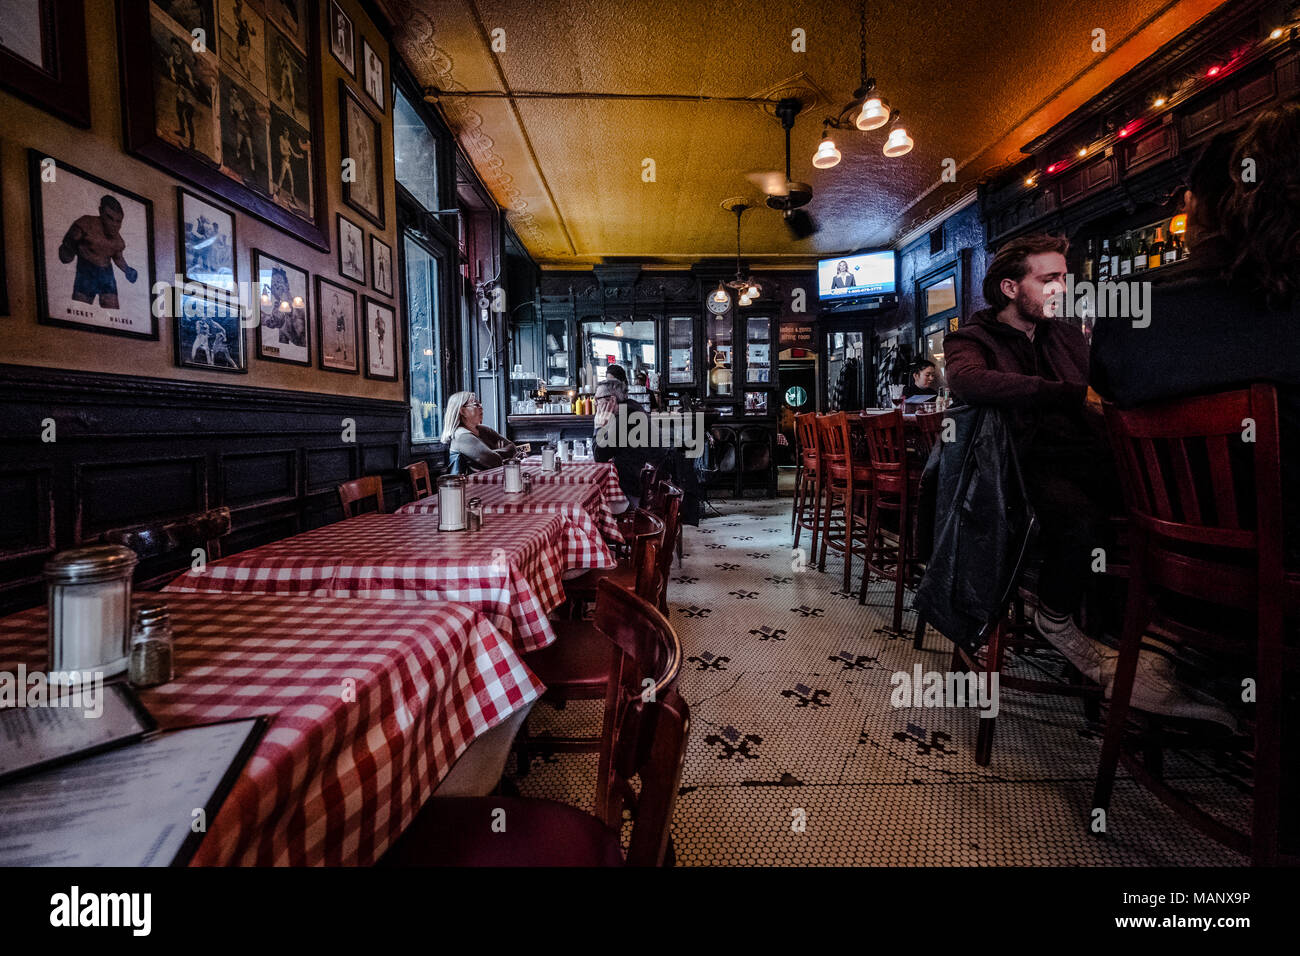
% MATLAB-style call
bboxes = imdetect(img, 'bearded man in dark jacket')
[945,234,1118,668]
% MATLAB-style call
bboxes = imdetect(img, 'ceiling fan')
[745,97,818,240]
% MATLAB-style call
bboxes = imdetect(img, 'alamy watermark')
[0,666,105,718]
[890,664,999,718]
[594,405,706,459]
[1047,274,1152,328]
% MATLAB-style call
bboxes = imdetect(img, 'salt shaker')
[128,600,174,688]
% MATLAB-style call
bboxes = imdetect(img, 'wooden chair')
[338,476,385,517]
[814,412,873,592]
[1094,384,1298,865]
[564,508,667,612]
[103,507,232,590]
[792,412,823,561]
[404,461,433,500]
[857,410,922,631]
[383,581,688,866]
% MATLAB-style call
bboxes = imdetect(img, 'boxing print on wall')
[28,150,158,339]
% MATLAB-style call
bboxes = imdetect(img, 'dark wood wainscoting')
[0,364,443,614]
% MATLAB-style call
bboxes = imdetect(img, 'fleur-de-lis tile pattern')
[514,494,1250,866]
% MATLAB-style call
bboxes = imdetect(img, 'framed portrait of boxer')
[28,150,158,339]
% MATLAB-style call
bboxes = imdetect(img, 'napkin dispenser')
[437,474,468,531]
[503,458,523,493]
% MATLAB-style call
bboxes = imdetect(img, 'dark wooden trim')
[0,363,411,614]
[117,0,330,251]
[0,0,90,128]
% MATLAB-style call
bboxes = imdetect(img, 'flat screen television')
[817,250,896,301]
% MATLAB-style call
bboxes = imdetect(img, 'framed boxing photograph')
[370,234,393,297]
[117,0,329,251]
[340,80,385,228]
[253,248,310,365]
[0,0,91,128]
[337,213,365,283]
[362,37,384,112]
[362,296,398,381]
[174,290,247,373]
[0,153,7,316]
[179,188,238,294]
[328,0,354,76]
[28,150,158,340]
[316,276,358,373]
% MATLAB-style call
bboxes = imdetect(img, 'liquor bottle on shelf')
[1165,229,1182,264]
[1109,236,1122,277]
[1149,227,1166,270]
[1133,231,1149,273]
[1119,231,1134,276]
[1098,239,1112,281]
[1083,239,1096,280]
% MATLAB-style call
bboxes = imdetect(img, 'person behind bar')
[442,391,516,474]
[592,377,655,507]
[944,235,1125,684]
[901,359,939,400]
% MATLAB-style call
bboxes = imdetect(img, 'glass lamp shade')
[856,97,890,131]
[883,126,914,157]
[812,137,841,168]
[745,282,760,299]
[710,285,729,305]
[738,293,752,307]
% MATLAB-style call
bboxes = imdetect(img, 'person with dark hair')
[59,194,139,310]
[605,363,629,387]
[1093,97,1300,561]
[901,359,938,399]
[945,233,1125,687]
[831,259,856,289]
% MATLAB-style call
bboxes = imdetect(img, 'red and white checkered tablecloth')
[0,593,543,867]
[166,513,578,652]
[396,480,622,561]
[469,457,627,509]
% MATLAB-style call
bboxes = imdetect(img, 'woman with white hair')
[441,391,516,473]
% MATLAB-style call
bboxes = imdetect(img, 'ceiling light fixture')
[724,203,761,306]
[812,130,842,169]
[817,0,913,166]
[1153,95,1166,107]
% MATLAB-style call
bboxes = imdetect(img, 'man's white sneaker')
[1109,650,1238,732]
[1031,607,1117,684]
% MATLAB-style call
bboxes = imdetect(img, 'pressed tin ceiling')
[389,0,1233,267]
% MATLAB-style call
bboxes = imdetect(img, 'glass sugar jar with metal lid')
[437,474,469,531]
[503,457,524,493]
[129,600,175,688]
[540,443,557,471]
[44,544,138,678]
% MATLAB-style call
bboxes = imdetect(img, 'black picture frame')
[328,0,354,76]
[369,234,393,297]
[340,79,385,229]
[0,152,7,316]
[116,0,330,252]
[178,187,239,295]
[337,213,366,284]
[27,150,159,341]
[253,248,312,366]
[315,276,359,374]
[174,290,248,374]
[0,0,91,128]
[361,36,384,112]
[362,295,398,381]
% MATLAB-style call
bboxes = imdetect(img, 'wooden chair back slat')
[816,412,848,461]
[404,461,433,500]
[338,476,385,517]
[862,409,907,474]
[794,412,820,468]
[1205,435,1239,527]
[914,410,947,456]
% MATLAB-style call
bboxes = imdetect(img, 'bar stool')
[791,412,823,561]
[1094,384,1298,865]
[857,410,922,631]
[815,412,873,592]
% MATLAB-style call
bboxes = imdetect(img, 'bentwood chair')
[815,412,873,592]
[569,483,681,615]
[403,460,433,501]
[337,476,385,517]
[858,410,923,631]
[792,412,823,561]
[1094,385,1298,865]
[103,507,233,590]
[383,580,688,866]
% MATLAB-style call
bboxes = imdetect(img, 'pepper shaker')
[128,600,174,688]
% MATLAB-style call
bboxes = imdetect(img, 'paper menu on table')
[0,717,266,866]
[0,683,155,782]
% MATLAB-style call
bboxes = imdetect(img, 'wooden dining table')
[0,593,543,866]
[166,511,606,652]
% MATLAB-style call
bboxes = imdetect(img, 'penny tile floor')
[515,492,1250,866]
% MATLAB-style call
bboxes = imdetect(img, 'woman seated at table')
[442,391,516,473]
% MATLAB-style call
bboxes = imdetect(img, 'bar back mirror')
[579,318,657,395]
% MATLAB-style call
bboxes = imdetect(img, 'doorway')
[778,355,816,465]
